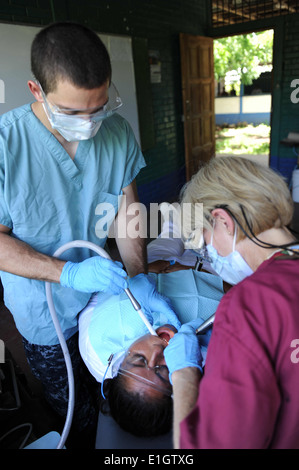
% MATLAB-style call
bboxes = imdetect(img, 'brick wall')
[0,0,208,205]
[273,14,299,183]
[2,2,299,199]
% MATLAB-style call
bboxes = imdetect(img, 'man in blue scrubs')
[0,22,179,446]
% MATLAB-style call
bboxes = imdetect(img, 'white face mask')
[42,104,103,142]
[206,225,253,285]
[39,81,122,142]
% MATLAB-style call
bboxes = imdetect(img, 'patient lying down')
[103,326,176,437]
[79,269,225,437]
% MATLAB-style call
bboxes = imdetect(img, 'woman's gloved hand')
[128,273,181,331]
[164,319,203,383]
[60,256,128,294]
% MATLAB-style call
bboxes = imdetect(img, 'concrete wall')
[215,94,271,125]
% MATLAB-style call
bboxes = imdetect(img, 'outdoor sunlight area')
[216,123,270,152]
[214,30,273,166]
[215,124,270,165]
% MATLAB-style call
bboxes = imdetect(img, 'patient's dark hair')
[101,375,173,437]
[31,21,111,94]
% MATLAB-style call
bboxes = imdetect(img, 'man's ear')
[211,208,235,236]
[27,80,43,102]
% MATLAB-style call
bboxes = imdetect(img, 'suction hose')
[45,240,111,449]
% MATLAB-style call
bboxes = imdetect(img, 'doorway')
[214,30,274,167]
[180,29,274,180]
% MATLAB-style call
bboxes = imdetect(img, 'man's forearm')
[172,367,201,449]
[117,233,148,277]
[114,180,148,278]
[0,232,65,282]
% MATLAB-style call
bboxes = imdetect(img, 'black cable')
[215,204,299,255]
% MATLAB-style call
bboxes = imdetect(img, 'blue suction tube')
[45,240,112,450]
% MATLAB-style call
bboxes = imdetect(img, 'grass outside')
[215,124,270,155]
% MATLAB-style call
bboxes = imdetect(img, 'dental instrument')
[124,287,158,336]
[194,256,203,271]
[45,240,157,449]
[195,312,215,335]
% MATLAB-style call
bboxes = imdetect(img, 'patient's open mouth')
[156,326,173,345]
[159,332,170,343]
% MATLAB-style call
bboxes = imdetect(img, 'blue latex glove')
[128,273,181,331]
[164,319,203,384]
[60,256,128,294]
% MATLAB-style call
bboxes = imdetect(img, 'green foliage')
[215,124,270,155]
[214,30,273,85]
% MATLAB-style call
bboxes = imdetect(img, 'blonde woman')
[164,156,299,449]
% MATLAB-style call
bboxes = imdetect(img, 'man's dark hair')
[101,375,173,438]
[31,22,111,94]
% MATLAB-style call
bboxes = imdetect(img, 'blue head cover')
[88,270,224,372]
[88,287,170,368]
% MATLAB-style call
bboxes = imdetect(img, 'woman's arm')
[171,367,202,449]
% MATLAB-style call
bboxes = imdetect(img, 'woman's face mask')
[206,224,253,285]
[40,82,123,142]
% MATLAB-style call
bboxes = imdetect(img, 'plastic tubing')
[45,240,157,449]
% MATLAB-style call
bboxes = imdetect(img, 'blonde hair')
[180,156,294,246]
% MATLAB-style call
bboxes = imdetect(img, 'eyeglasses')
[101,349,173,399]
[39,81,123,124]
[111,350,172,397]
[119,351,172,396]
[191,243,212,263]
[184,232,212,263]
[117,368,173,397]
[100,351,126,399]
[124,351,170,383]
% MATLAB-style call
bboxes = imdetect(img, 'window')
[212,0,299,27]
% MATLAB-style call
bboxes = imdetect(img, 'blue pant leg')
[22,334,98,434]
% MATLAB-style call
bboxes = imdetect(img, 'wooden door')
[180,33,215,181]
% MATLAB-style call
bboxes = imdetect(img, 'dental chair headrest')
[95,411,173,449]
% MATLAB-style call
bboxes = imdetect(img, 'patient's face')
[120,325,177,399]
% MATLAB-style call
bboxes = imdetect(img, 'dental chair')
[95,411,173,449]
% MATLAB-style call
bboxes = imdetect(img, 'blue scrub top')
[0,103,146,345]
